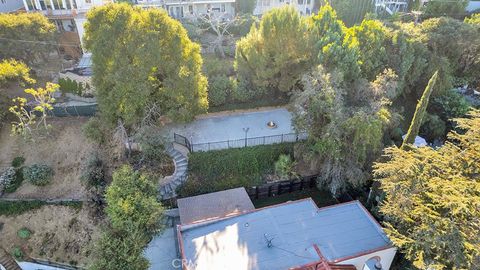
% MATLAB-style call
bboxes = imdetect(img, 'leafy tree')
[346,19,389,80]
[105,165,163,234]
[197,13,237,58]
[236,0,256,14]
[307,4,360,80]
[208,75,231,106]
[9,82,57,138]
[235,6,311,96]
[84,4,208,126]
[374,110,480,269]
[90,164,163,270]
[89,230,150,270]
[292,66,391,195]
[417,17,480,83]
[402,71,438,148]
[432,89,471,120]
[0,13,56,65]
[423,0,468,18]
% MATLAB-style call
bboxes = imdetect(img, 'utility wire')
[0,37,81,47]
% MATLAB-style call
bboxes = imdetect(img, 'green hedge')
[177,143,294,197]
[0,200,82,216]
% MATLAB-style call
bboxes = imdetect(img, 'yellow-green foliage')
[0,59,35,86]
[346,19,389,81]
[84,3,208,126]
[375,110,480,269]
[105,165,163,234]
[465,13,480,25]
[0,13,56,64]
[9,82,57,137]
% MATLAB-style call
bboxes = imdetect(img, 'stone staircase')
[159,144,188,200]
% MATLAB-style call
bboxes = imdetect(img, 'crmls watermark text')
[172,258,196,268]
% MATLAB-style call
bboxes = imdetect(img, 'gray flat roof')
[179,199,392,270]
[177,188,255,225]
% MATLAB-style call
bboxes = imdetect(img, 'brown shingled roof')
[177,187,255,225]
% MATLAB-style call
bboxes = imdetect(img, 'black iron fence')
[174,133,192,152]
[174,132,308,152]
[245,175,318,200]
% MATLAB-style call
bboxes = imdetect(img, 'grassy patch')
[178,143,295,197]
[252,188,338,209]
[0,200,83,216]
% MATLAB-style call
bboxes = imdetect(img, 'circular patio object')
[266,121,277,129]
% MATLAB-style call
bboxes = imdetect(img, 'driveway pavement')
[144,228,178,270]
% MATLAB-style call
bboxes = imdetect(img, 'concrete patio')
[144,228,178,270]
[166,108,304,151]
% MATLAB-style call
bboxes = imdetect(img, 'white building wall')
[74,16,86,47]
[336,247,397,270]
[0,0,23,13]
[165,1,235,19]
[254,0,315,16]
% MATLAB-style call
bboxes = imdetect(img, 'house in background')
[21,0,111,58]
[0,0,23,13]
[253,0,315,16]
[176,188,397,270]
[374,0,408,14]
[135,0,236,19]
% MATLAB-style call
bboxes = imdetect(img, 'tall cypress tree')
[401,71,438,149]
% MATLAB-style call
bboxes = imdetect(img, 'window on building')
[221,3,225,12]
[26,0,35,10]
[52,0,62,9]
[188,5,193,14]
[85,0,91,4]
[55,20,65,32]
[298,0,304,4]
[45,0,52,9]
[307,0,311,4]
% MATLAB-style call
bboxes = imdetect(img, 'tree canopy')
[105,165,163,234]
[423,0,468,18]
[307,4,360,80]
[235,6,311,95]
[90,165,163,270]
[84,3,208,126]
[374,110,480,269]
[292,66,395,195]
[0,13,56,65]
